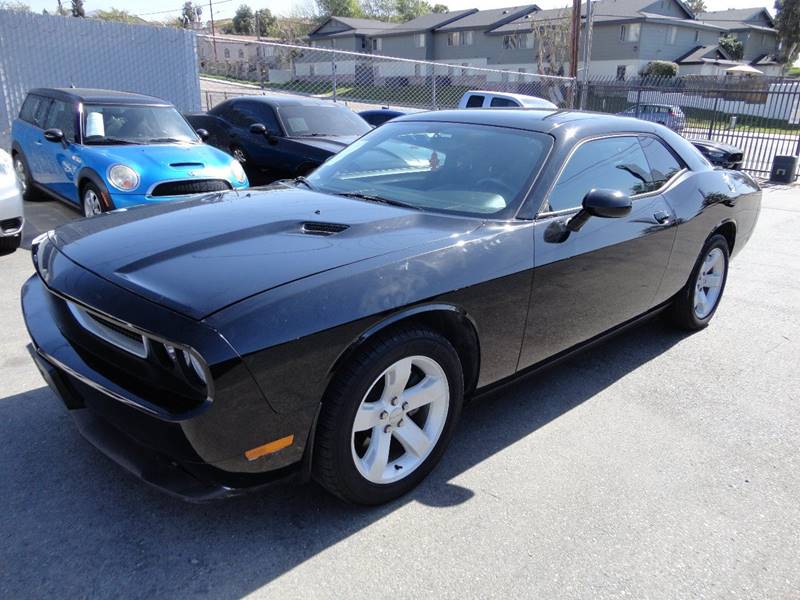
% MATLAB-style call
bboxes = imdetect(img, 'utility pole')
[569,0,581,78]
[579,0,594,109]
[209,0,218,61]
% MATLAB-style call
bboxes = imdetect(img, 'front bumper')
[21,265,311,501]
[0,180,24,236]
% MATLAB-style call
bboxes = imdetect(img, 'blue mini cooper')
[11,88,248,217]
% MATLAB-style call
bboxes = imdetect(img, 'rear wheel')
[668,234,730,330]
[313,327,464,505]
[12,153,36,201]
[81,182,113,217]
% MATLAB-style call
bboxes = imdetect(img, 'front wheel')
[81,182,113,217]
[13,153,36,201]
[668,234,730,330]
[313,328,464,505]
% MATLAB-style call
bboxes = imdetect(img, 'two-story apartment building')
[301,0,782,81]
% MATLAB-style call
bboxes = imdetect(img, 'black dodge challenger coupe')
[22,109,761,505]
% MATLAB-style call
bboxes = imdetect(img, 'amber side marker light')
[245,435,295,461]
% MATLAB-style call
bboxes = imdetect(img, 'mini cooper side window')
[43,100,76,142]
[19,95,43,124]
[639,136,684,189]
[546,136,653,213]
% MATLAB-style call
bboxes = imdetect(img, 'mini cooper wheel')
[313,328,464,505]
[13,154,36,201]
[231,145,247,165]
[81,183,112,217]
[668,234,730,330]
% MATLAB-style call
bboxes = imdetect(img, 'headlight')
[107,164,140,191]
[0,152,11,176]
[230,160,247,184]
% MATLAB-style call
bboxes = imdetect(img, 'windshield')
[306,121,552,218]
[278,105,371,138]
[82,104,198,145]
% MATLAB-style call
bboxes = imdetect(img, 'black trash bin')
[769,155,799,183]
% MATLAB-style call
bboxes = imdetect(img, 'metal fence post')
[431,66,437,110]
[635,88,642,118]
[331,46,337,103]
[708,96,719,139]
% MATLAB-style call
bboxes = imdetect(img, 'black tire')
[668,234,730,330]
[80,181,114,217]
[313,327,464,505]
[0,234,21,255]
[12,153,37,202]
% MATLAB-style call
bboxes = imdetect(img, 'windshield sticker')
[287,117,309,133]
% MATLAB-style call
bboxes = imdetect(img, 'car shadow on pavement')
[19,196,79,250]
[0,316,688,598]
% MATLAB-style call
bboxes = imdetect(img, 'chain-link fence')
[198,37,576,112]
[580,75,800,176]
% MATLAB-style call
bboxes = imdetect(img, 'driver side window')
[545,136,653,213]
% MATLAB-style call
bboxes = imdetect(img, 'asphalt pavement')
[0,187,798,599]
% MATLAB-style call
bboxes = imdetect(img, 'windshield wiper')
[148,137,187,144]
[294,176,316,191]
[85,137,137,145]
[337,191,420,210]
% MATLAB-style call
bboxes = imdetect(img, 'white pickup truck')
[457,90,557,109]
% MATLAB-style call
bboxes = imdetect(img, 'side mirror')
[43,128,65,143]
[196,128,209,141]
[567,189,632,232]
[250,122,278,145]
[249,123,267,135]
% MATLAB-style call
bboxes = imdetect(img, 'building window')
[238,48,244,59]
[666,26,677,44]
[448,31,474,47]
[518,67,526,74]
[620,23,640,42]
[223,48,230,59]
[616,65,627,80]
[415,33,425,48]
[462,63,469,75]
[371,38,382,51]
[694,30,700,42]
[414,64,422,76]
[503,33,532,49]
[309,64,316,76]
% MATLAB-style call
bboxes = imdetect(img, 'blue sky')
[24,0,774,23]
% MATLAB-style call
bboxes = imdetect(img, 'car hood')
[689,140,742,154]
[87,142,236,173]
[50,187,483,320]
[292,136,360,155]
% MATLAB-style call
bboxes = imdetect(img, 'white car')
[458,90,558,110]
[0,149,24,254]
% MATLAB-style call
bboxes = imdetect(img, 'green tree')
[255,7,277,36]
[431,3,448,12]
[232,4,254,33]
[641,60,678,77]
[775,0,800,65]
[95,7,138,22]
[71,0,84,17]
[395,0,431,21]
[718,34,744,60]
[315,0,361,17]
[685,0,705,14]
[181,1,201,27]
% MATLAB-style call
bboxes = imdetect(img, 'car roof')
[394,108,660,136]
[224,94,345,108]
[464,90,556,106]
[27,88,170,106]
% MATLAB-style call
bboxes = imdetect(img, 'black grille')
[151,179,231,197]
[301,222,349,235]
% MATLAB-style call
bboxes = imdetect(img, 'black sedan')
[186,95,371,183]
[22,110,761,505]
[690,139,744,170]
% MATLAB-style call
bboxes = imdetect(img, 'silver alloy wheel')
[232,148,246,164]
[351,355,449,485]
[13,157,27,194]
[694,247,725,319]
[83,188,103,217]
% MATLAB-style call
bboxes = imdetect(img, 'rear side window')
[546,136,653,212]
[43,99,76,142]
[238,100,281,132]
[19,95,50,127]
[490,97,518,108]
[639,136,684,188]
[465,95,484,108]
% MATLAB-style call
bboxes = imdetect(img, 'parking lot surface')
[1,187,798,599]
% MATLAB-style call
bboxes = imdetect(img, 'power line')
[134,0,234,18]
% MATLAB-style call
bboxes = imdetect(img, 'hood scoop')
[170,162,205,168]
[301,222,350,236]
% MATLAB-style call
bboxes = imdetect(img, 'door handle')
[653,210,671,224]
